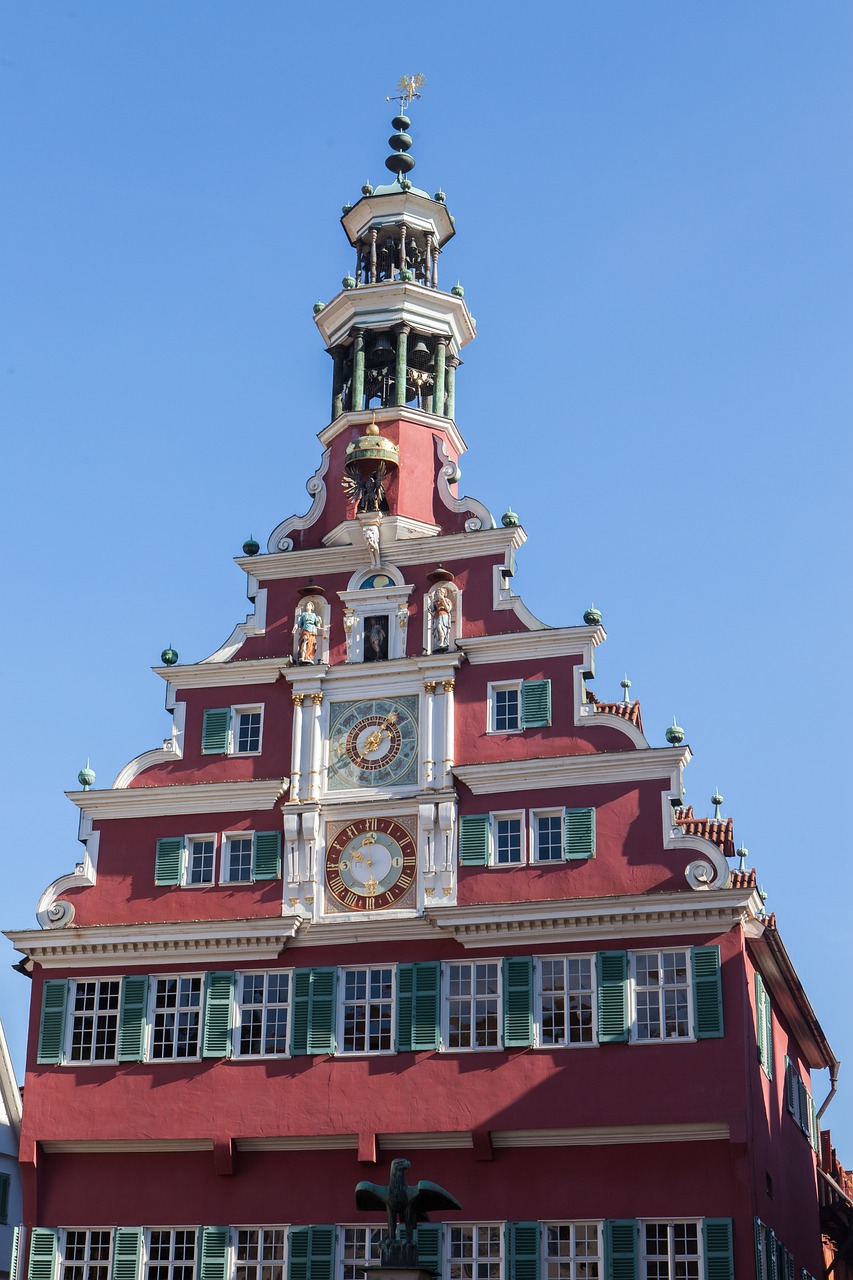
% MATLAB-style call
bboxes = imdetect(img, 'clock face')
[327,695,419,790]
[325,817,418,911]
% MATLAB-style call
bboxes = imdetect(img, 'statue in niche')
[342,461,388,513]
[293,600,326,665]
[364,615,388,662]
[428,585,454,652]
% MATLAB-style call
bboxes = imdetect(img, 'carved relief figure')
[428,585,454,652]
[362,523,382,568]
[293,600,326,664]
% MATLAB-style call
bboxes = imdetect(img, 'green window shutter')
[596,952,629,1043]
[37,980,68,1064]
[0,1174,9,1224]
[117,975,150,1062]
[692,945,724,1039]
[703,1219,733,1280]
[784,1057,796,1116]
[288,1228,309,1280]
[397,962,440,1052]
[112,1231,143,1280]
[503,957,534,1048]
[202,972,235,1058]
[809,1095,820,1153]
[785,1250,795,1280]
[521,679,551,728]
[10,1226,23,1280]
[754,1220,765,1280]
[291,970,311,1055]
[253,831,282,881]
[155,837,184,886]
[308,968,337,1055]
[755,974,772,1077]
[564,807,596,860]
[767,1229,778,1280]
[763,980,774,1080]
[200,1229,229,1280]
[287,1227,335,1280]
[202,708,231,754]
[459,815,489,866]
[797,1077,809,1134]
[415,1225,442,1275]
[508,1223,540,1280]
[605,1221,637,1280]
[27,1230,58,1280]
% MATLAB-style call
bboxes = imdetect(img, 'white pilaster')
[290,693,304,801]
[422,680,436,788]
[307,692,324,800]
[441,678,455,787]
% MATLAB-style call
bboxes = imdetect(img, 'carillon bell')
[409,338,431,367]
[368,332,395,364]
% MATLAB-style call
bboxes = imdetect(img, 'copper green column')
[331,347,344,420]
[351,329,365,412]
[445,357,458,421]
[433,338,447,416]
[395,325,410,407]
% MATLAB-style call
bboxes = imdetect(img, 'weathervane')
[387,74,425,112]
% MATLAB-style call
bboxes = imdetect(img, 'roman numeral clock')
[324,695,420,913]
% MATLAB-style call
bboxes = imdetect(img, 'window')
[338,967,394,1054]
[236,972,290,1057]
[641,1222,700,1280]
[449,1225,502,1280]
[187,838,215,885]
[220,832,282,884]
[61,1232,112,1280]
[201,706,264,755]
[339,1228,383,1280]
[488,683,521,732]
[492,814,523,865]
[233,707,263,755]
[0,1173,9,1226]
[755,972,774,1079]
[146,1232,196,1280]
[445,961,501,1049]
[544,1223,601,1280]
[149,977,202,1059]
[233,1229,286,1280]
[632,950,691,1041]
[68,979,120,1062]
[538,957,595,1046]
[224,835,255,883]
[785,1057,819,1150]
[154,835,217,888]
[532,811,563,862]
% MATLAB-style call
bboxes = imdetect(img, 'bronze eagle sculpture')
[355,1157,461,1247]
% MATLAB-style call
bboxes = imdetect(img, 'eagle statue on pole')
[355,1157,461,1255]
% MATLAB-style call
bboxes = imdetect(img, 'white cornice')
[66,779,289,818]
[152,657,288,689]
[237,526,526,583]
[314,281,476,352]
[289,916,438,949]
[285,653,464,694]
[459,626,606,666]
[340,191,455,246]
[426,888,763,948]
[490,1123,730,1148]
[453,746,690,795]
[318,406,467,459]
[5,917,302,968]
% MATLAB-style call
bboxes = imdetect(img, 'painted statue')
[293,600,325,664]
[429,586,453,652]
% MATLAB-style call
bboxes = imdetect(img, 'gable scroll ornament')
[355,1157,461,1270]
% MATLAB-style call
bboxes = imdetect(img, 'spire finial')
[384,75,425,182]
[711,788,724,821]
[386,74,425,113]
[620,674,632,703]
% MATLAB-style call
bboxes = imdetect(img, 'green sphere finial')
[736,844,749,873]
[711,788,724,820]
[161,646,179,666]
[451,282,465,298]
[361,182,374,196]
[342,202,353,215]
[665,718,685,745]
[434,189,446,203]
[313,300,325,315]
[242,536,260,557]
[78,762,96,790]
[501,508,519,528]
[620,674,632,702]
[583,604,602,626]
[342,275,356,290]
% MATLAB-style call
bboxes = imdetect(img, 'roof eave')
[747,925,838,1072]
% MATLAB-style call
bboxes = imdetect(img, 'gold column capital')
[310,691,324,706]
[291,693,305,707]
[441,679,455,693]
[424,680,437,694]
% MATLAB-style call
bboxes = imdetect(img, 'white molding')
[318,406,467,460]
[314,280,476,352]
[323,514,442,550]
[661,792,731,891]
[453,746,691,795]
[434,435,495,531]
[0,1019,21,1139]
[378,1132,473,1150]
[37,829,100,930]
[41,1139,212,1154]
[288,916,438,948]
[5,917,302,967]
[237,1135,359,1151]
[460,626,606,666]
[113,702,187,786]
[151,659,286,690]
[267,449,331,553]
[65,779,289,819]
[286,653,463,697]
[490,1123,729,1148]
[340,190,455,247]
[576,703,649,750]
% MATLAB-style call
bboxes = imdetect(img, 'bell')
[409,338,431,368]
[368,332,395,365]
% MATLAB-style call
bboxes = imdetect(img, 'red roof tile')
[591,698,644,732]
[674,806,736,858]
[730,868,757,889]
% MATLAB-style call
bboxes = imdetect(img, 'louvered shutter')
[521,679,551,728]
[202,708,231,754]
[754,1220,765,1280]
[703,1219,733,1280]
[397,962,440,1052]
[508,1223,540,1280]
[27,1231,58,1280]
[596,952,629,1043]
[10,1227,24,1280]
[458,815,490,866]
[202,972,235,1058]
[308,968,337,1055]
[155,837,184,886]
[502,956,534,1047]
[784,1057,796,1116]
[117,975,150,1062]
[809,1096,820,1152]
[0,1176,9,1225]
[755,974,773,1077]
[287,1227,334,1280]
[112,1231,143,1280]
[605,1221,637,1280]
[797,1077,809,1135]
[253,831,282,881]
[692,946,723,1038]
[762,979,774,1079]
[415,1225,442,1275]
[564,808,595,860]
[200,1229,229,1280]
[37,980,68,1064]
[767,1229,778,1280]
[291,970,311,1055]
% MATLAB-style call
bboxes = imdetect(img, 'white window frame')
[447,1223,504,1280]
[442,960,503,1051]
[338,1226,384,1280]
[490,811,525,866]
[630,948,695,1044]
[487,681,522,734]
[221,831,256,884]
[535,955,597,1048]
[639,1220,702,1280]
[530,809,564,863]
[185,834,217,886]
[147,975,204,1061]
[231,1227,288,1280]
[65,977,122,1064]
[542,1221,603,1280]
[234,970,292,1059]
[59,1229,114,1280]
[337,965,396,1055]
[144,1230,198,1280]
[230,704,264,756]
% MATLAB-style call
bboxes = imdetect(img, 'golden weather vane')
[386,74,425,112]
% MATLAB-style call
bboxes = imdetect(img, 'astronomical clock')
[324,816,419,913]
[327,694,419,790]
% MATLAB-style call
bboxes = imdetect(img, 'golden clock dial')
[328,696,419,790]
[325,817,418,911]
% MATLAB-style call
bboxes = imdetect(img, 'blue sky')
[2,4,851,1146]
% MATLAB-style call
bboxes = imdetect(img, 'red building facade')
[6,105,841,1280]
